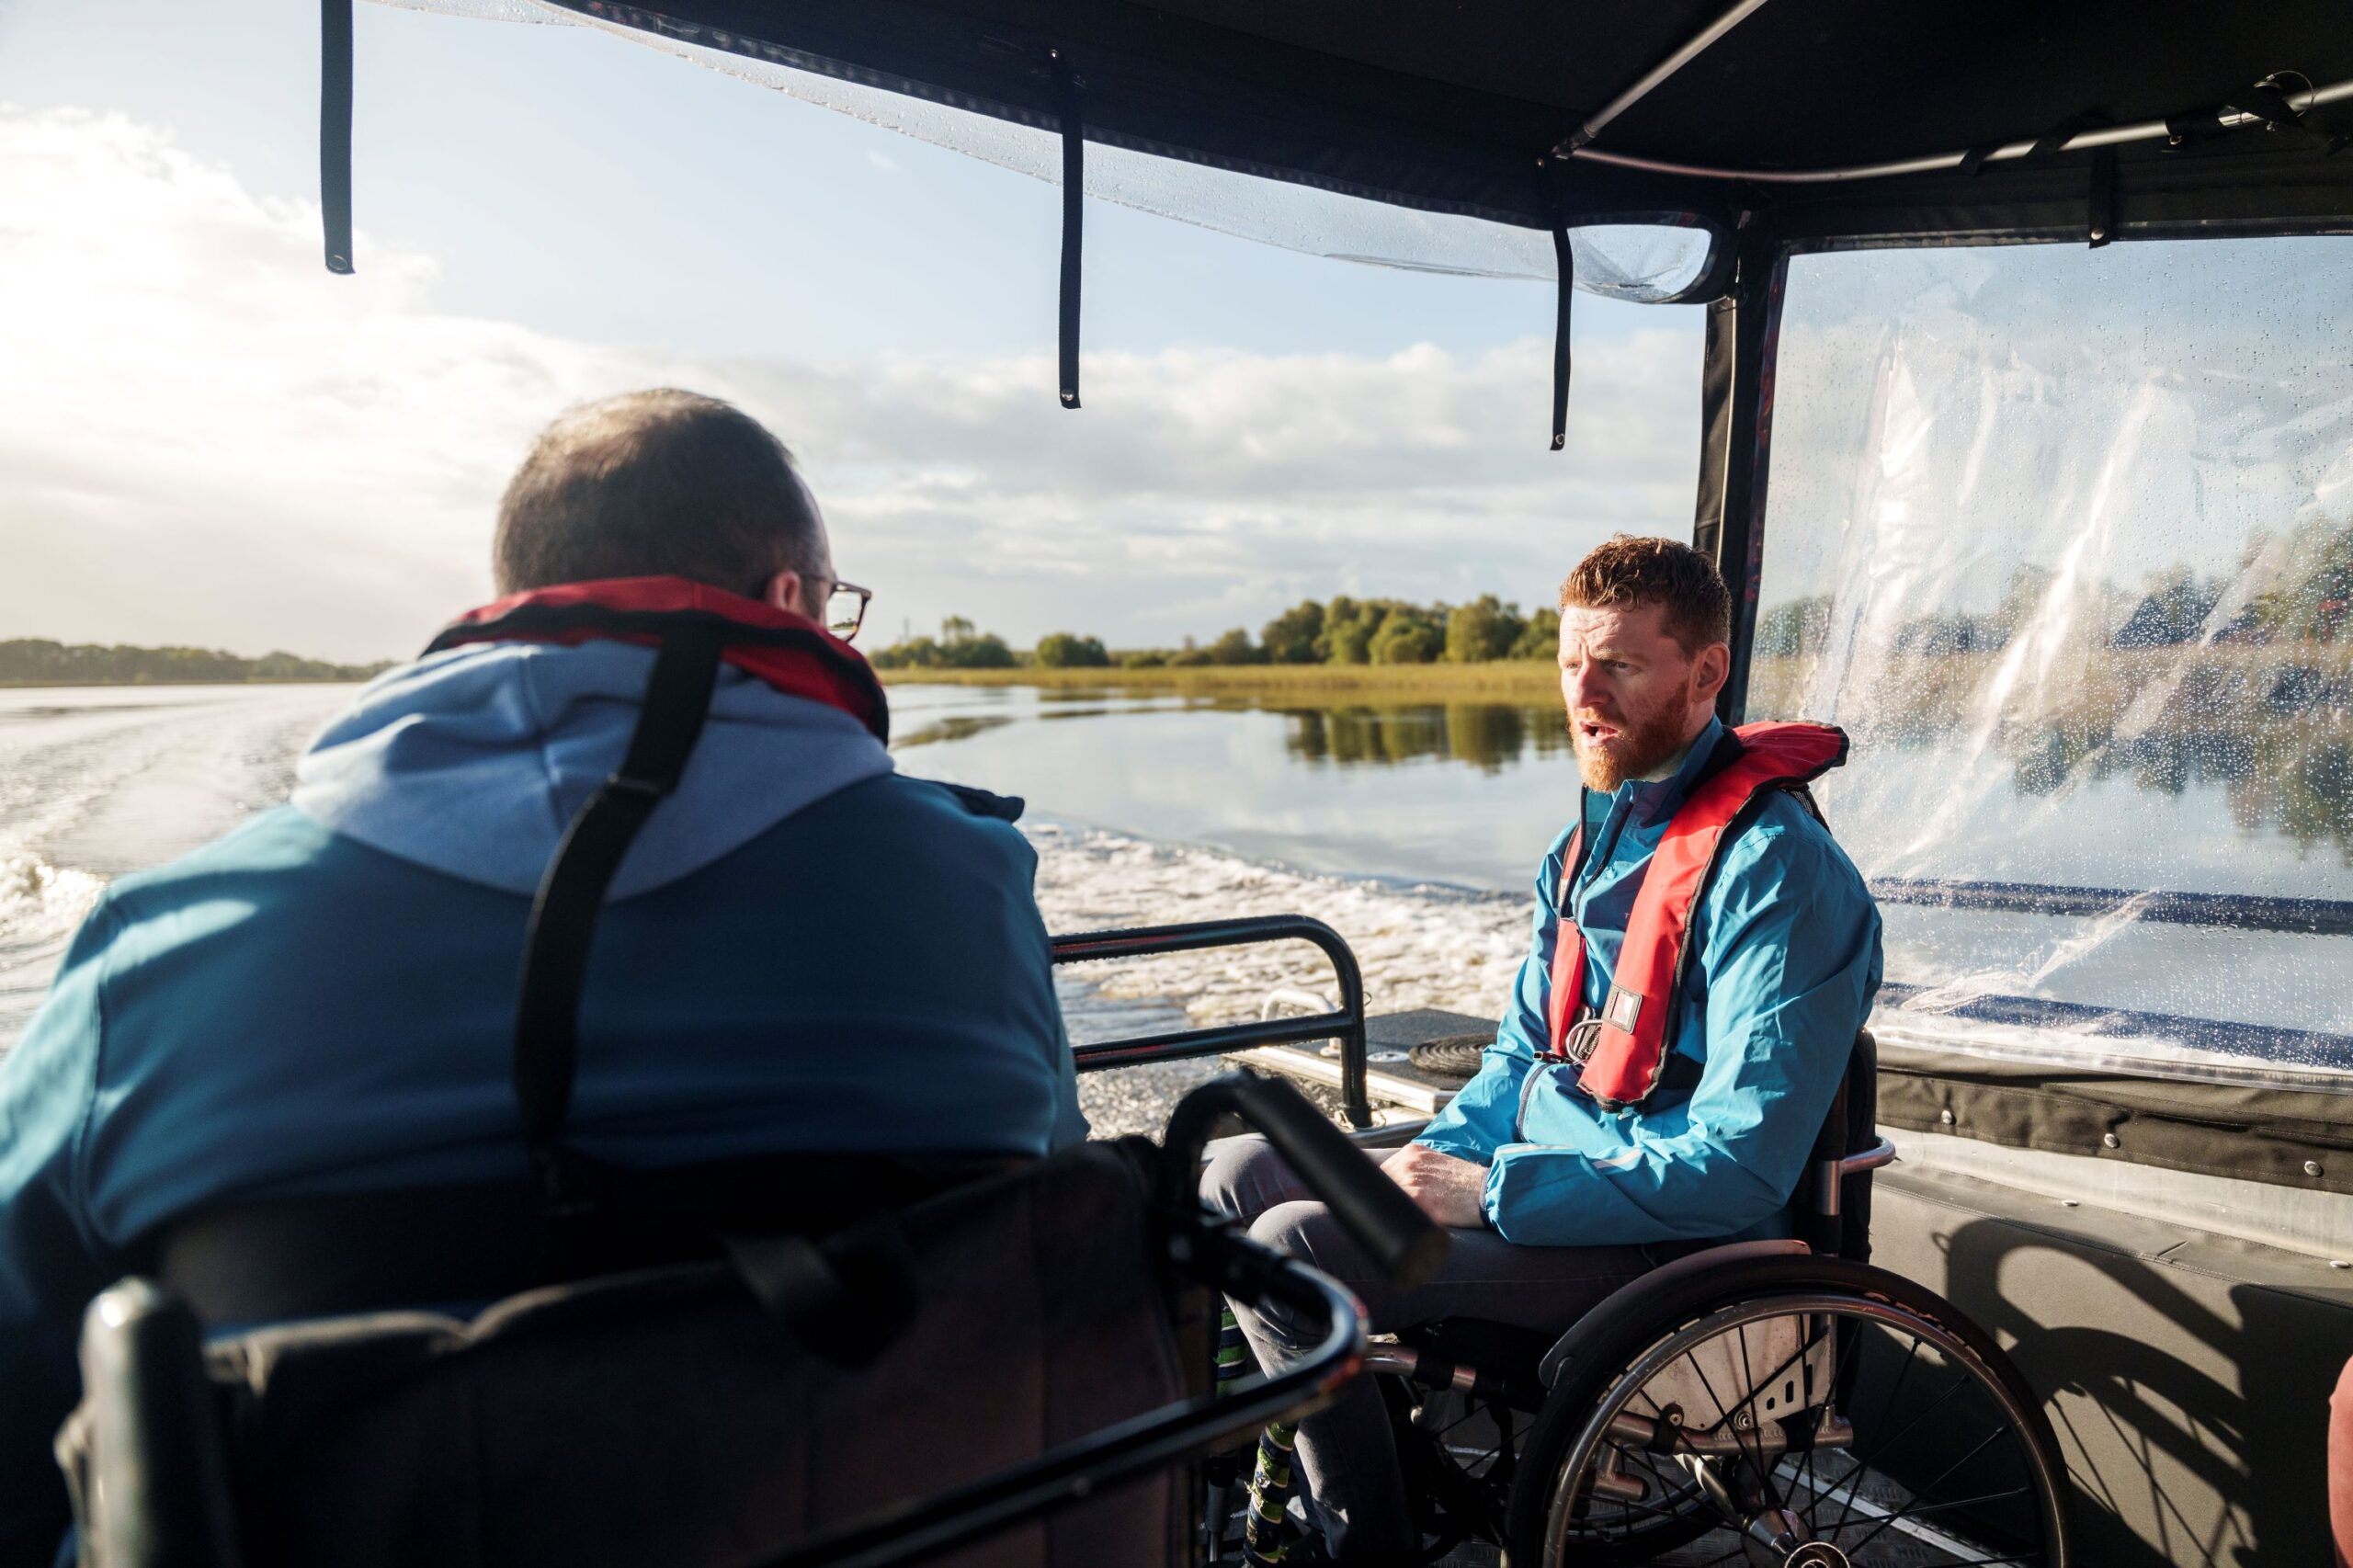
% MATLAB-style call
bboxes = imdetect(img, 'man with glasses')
[0,389,1084,1561]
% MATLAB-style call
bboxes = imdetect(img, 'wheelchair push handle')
[1168,1070,1449,1290]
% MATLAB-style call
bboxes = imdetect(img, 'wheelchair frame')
[1051,921,2066,1568]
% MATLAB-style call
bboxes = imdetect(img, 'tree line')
[0,639,391,686]
[870,596,1564,671]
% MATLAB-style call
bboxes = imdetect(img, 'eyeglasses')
[824,580,872,642]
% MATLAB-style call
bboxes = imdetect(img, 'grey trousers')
[1199,1136,1684,1562]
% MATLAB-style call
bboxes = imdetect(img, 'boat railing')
[1051,915,1373,1128]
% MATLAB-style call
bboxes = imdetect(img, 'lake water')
[5,680,2348,1127]
[0,684,1546,1135]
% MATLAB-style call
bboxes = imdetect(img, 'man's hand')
[1385,1142,1490,1229]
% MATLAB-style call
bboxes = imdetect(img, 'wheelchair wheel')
[1504,1255,2068,1568]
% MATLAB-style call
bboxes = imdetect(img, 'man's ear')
[1693,642,1731,704]
[761,568,805,617]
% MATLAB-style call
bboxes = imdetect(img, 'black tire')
[1503,1254,2069,1568]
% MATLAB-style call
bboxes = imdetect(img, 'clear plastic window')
[1754,239,2353,1084]
[381,0,1717,298]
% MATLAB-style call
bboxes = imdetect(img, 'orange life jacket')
[1546,721,1848,1110]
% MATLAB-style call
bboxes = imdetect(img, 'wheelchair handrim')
[1542,1290,2070,1568]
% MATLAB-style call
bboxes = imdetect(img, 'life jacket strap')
[511,624,726,1233]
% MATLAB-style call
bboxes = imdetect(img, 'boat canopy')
[373,0,2353,284]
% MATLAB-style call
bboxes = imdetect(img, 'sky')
[0,0,1705,663]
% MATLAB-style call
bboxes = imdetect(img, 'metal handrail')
[1051,915,1373,1128]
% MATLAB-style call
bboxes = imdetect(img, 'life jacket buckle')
[1560,1016,1607,1066]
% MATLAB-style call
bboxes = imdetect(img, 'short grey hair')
[493,389,824,597]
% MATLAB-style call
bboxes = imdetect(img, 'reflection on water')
[1755,642,2353,873]
[2012,722,2353,867]
[1282,704,1571,773]
[893,713,1016,749]
[882,685,1583,892]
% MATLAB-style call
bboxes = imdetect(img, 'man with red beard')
[1203,535,1881,1563]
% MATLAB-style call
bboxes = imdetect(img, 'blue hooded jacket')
[1415,717,1882,1246]
[0,639,1086,1562]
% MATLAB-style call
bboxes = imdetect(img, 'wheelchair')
[59,1068,1437,1568]
[55,916,2068,1568]
[1216,1028,2073,1568]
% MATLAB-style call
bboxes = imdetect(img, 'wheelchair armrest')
[1165,1070,1447,1290]
[62,1278,244,1568]
[1837,1136,1900,1180]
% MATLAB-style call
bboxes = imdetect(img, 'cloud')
[865,149,900,174]
[0,106,1699,660]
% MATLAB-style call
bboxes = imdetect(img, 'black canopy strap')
[2224,83,2347,153]
[2086,143,2118,248]
[319,0,355,274]
[513,626,726,1221]
[1051,51,1083,410]
[2018,112,2118,248]
[1549,224,1574,451]
[1953,142,2000,177]
[2225,82,2306,133]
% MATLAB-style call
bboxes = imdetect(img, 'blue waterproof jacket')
[1415,717,1881,1246]
[0,641,1085,1563]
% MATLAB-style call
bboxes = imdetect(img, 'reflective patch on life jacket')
[1544,721,1850,1110]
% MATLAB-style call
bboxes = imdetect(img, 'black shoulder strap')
[515,627,725,1218]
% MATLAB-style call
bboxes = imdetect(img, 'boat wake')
[0,687,347,1044]
[1034,820,1524,1135]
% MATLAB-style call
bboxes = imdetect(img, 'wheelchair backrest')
[1788,1028,1880,1260]
[60,1141,1197,1568]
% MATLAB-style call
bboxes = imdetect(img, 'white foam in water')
[0,850,104,941]
[1036,820,1523,1025]
[0,687,346,1043]
[0,851,106,1022]
[1034,820,1525,1136]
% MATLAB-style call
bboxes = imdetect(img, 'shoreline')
[880,660,1563,703]
[0,677,368,689]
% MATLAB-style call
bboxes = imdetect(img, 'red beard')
[1570,699,1693,791]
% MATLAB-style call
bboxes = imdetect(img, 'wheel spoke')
[1539,1298,2055,1568]
[1839,1421,2017,1560]
[1796,1313,1842,1533]
[1733,1319,1787,1513]
[1825,1359,1978,1528]
[1813,1483,2031,1532]
[1675,1332,1779,1511]
[1833,1330,1920,1538]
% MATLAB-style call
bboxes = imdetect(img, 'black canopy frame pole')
[1556,0,1775,154]
[1692,225,1788,725]
[319,0,355,274]
[1570,73,2353,183]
